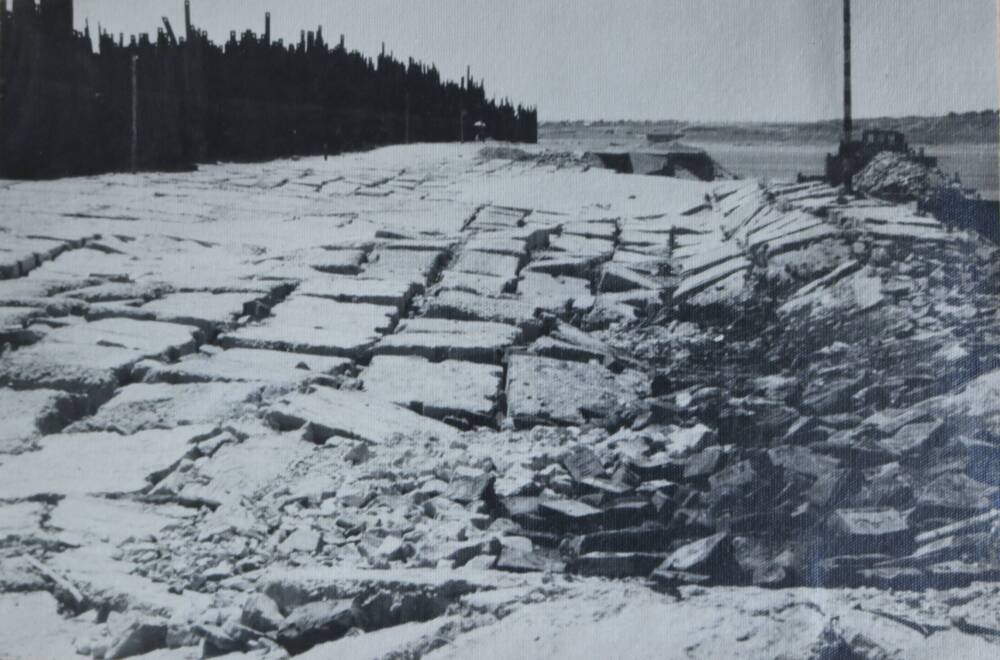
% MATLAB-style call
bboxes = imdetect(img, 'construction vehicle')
[826,128,938,186]
[824,0,936,189]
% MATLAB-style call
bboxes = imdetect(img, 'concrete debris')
[853,152,951,202]
[2,146,999,658]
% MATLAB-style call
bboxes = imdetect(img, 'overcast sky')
[74,0,999,121]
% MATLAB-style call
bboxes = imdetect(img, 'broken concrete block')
[683,446,726,482]
[241,593,285,632]
[444,473,496,505]
[494,547,562,573]
[598,263,662,293]
[570,524,671,555]
[361,356,502,422]
[883,420,945,457]
[451,250,521,279]
[106,617,168,659]
[0,388,85,453]
[856,567,926,590]
[305,248,367,275]
[279,528,322,555]
[524,254,605,279]
[626,455,685,482]
[373,318,522,364]
[0,319,202,402]
[506,353,638,427]
[913,473,997,522]
[708,459,766,495]
[436,270,516,296]
[569,552,666,578]
[674,256,750,301]
[221,296,397,358]
[805,468,863,509]
[0,425,218,499]
[654,533,742,584]
[914,509,1000,546]
[859,462,915,508]
[362,248,445,287]
[66,382,262,434]
[518,272,593,315]
[134,347,350,385]
[666,424,714,456]
[827,508,914,556]
[768,446,841,480]
[266,387,459,444]
[782,417,830,445]
[127,292,261,330]
[424,290,540,334]
[375,536,414,562]
[463,555,498,570]
[277,600,356,655]
[561,445,607,483]
[530,322,615,364]
[801,378,863,416]
[538,499,604,526]
[298,277,419,310]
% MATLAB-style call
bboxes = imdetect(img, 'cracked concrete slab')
[0,425,219,499]
[133,347,350,385]
[518,272,594,315]
[0,388,85,453]
[362,356,503,422]
[66,382,266,434]
[266,386,460,444]
[87,291,262,330]
[297,277,419,309]
[221,296,397,358]
[450,251,522,279]
[373,317,522,364]
[424,290,540,331]
[0,319,202,401]
[435,270,515,296]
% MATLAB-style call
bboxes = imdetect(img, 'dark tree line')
[0,0,537,179]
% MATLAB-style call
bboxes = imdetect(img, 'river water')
[691,142,999,200]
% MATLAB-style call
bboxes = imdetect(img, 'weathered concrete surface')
[297,276,419,309]
[88,292,264,331]
[1,145,999,659]
[221,296,398,358]
[362,356,503,422]
[425,585,1000,660]
[0,319,202,402]
[374,317,523,364]
[266,386,461,444]
[0,425,218,498]
[0,388,84,453]
[65,382,266,434]
[133,347,351,385]
[506,353,641,427]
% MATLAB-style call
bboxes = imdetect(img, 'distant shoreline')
[541,112,1000,145]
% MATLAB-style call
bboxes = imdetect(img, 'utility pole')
[841,0,854,192]
[130,54,139,173]
[0,0,6,120]
[843,0,852,144]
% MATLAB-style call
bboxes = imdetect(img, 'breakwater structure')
[0,0,538,179]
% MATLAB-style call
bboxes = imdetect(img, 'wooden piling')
[130,54,138,173]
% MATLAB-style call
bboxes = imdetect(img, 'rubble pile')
[853,151,952,202]
[478,145,595,170]
[2,145,1000,658]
